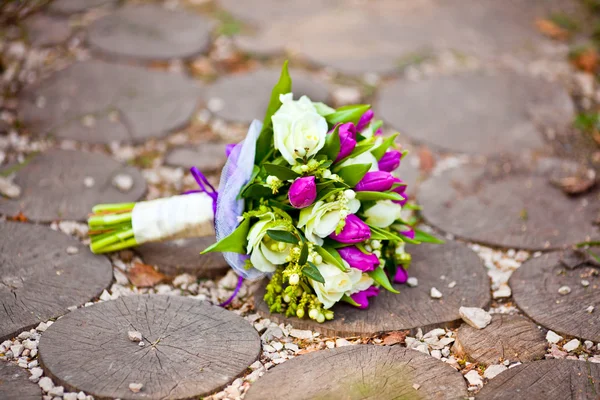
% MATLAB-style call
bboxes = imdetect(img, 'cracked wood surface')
[136,237,229,278]
[245,345,468,400]
[0,361,41,400]
[511,251,600,342]
[0,221,113,342]
[453,315,547,365]
[254,241,490,336]
[418,157,600,250]
[477,359,600,400]
[0,149,146,222]
[38,294,261,400]
[19,61,202,144]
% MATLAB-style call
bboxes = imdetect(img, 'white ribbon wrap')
[131,193,214,244]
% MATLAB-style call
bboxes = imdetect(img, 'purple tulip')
[398,226,415,239]
[378,150,402,172]
[330,214,371,243]
[394,266,408,284]
[355,171,395,192]
[375,128,383,136]
[351,286,380,309]
[225,143,236,157]
[356,110,374,132]
[289,176,317,209]
[338,246,380,272]
[336,123,357,162]
[391,178,408,206]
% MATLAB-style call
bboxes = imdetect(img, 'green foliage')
[337,163,371,187]
[326,104,371,126]
[549,12,579,32]
[574,112,599,133]
[201,217,251,254]
[304,262,325,283]
[369,267,400,294]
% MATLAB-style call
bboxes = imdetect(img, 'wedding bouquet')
[88,62,441,322]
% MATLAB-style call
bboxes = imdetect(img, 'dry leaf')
[535,19,570,41]
[8,212,27,222]
[382,330,408,345]
[127,262,166,288]
[418,146,435,173]
[571,47,599,73]
[551,169,597,195]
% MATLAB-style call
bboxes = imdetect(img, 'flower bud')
[338,246,380,272]
[356,110,374,132]
[296,308,305,318]
[225,143,236,157]
[289,176,317,209]
[335,123,357,162]
[394,266,409,284]
[308,308,319,320]
[355,171,395,192]
[316,313,325,323]
[350,286,380,309]
[391,177,408,206]
[289,273,300,285]
[398,227,415,239]
[329,214,371,244]
[324,310,334,320]
[378,150,402,172]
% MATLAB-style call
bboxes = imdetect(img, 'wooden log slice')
[136,236,229,278]
[477,359,600,400]
[0,361,41,400]
[418,157,600,250]
[254,241,490,336]
[510,251,600,342]
[0,221,113,342]
[454,315,546,365]
[245,345,468,400]
[38,294,261,400]
[0,149,146,222]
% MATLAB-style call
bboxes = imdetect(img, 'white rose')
[298,197,361,245]
[339,150,379,172]
[272,93,328,165]
[246,213,294,273]
[363,200,402,228]
[347,273,375,295]
[310,262,362,309]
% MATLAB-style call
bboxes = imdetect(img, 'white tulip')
[363,200,402,228]
[309,262,362,309]
[339,150,379,172]
[298,198,361,245]
[246,213,294,273]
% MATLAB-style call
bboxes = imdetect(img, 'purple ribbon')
[185,164,244,307]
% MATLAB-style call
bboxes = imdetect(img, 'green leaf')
[369,267,400,294]
[317,187,344,202]
[371,120,383,131]
[413,229,444,244]
[368,225,405,242]
[587,250,600,263]
[237,165,260,200]
[255,61,292,164]
[201,217,251,255]
[326,104,371,126]
[313,102,335,116]
[267,230,298,244]
[341,294,360,307]
[264,163,300,181]
[335,142,374,165]
[355,191,403,201]
[299,241,309,265]
[315,246,348,271]
[371,133,398,160]
[304,262,325,283]
[337,163,371,187]
[319,124,340,161]
[402,201,422,211]
[267,199,295,211]
[241,183,272,199]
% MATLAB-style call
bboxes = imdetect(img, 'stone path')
[0,361,41,400]
[477,360,600,399]
[0,150,145,222]
[48,0,118,15]
[255,241,490,336]
[87,4,215,61]
[418,157,600,250]
[136,237,229,278]
[511,251,599,342]
[454,315,547,365]
[19,61,202,144]
[0,221,113,342]
[378,71,574,155]
[245,345,468,400]
[38,295,261,399]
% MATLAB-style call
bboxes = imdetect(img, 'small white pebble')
[49,386,64,397]
[83,176,95,188]
[546,330,563,344]
[563,339,580,352]
[407,277,418,287]
[66,246,79,255]
[584,340,593,350]
[412,383,421,390]
[112,174,134,192]
[558,286,571,295]
[129,383,143,393]
[484,364,507,379]
[38,377,54,392]
[447,281,456,288]
[139,341,145,347]
[586,306,595,314]
[430,287,442,299]
[581,280,590,287]
[36,322,48,332]
[128,331,142,342]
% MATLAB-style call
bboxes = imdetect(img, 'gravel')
[483,364,507,379]
[546,330,563,344]
[563,339,581,352]
[459,307,492,329]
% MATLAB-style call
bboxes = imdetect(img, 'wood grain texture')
[0,149,145,222]
[0,221,113,342]
[136,236,228,278]
[245,345,468,400]
[38,294,261,400]
[254,241,490,336]
[510,251,600,342]
[418,157,600,250]
[477,359,600,400]
[0,361,41,400]
[453,315,546,365]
